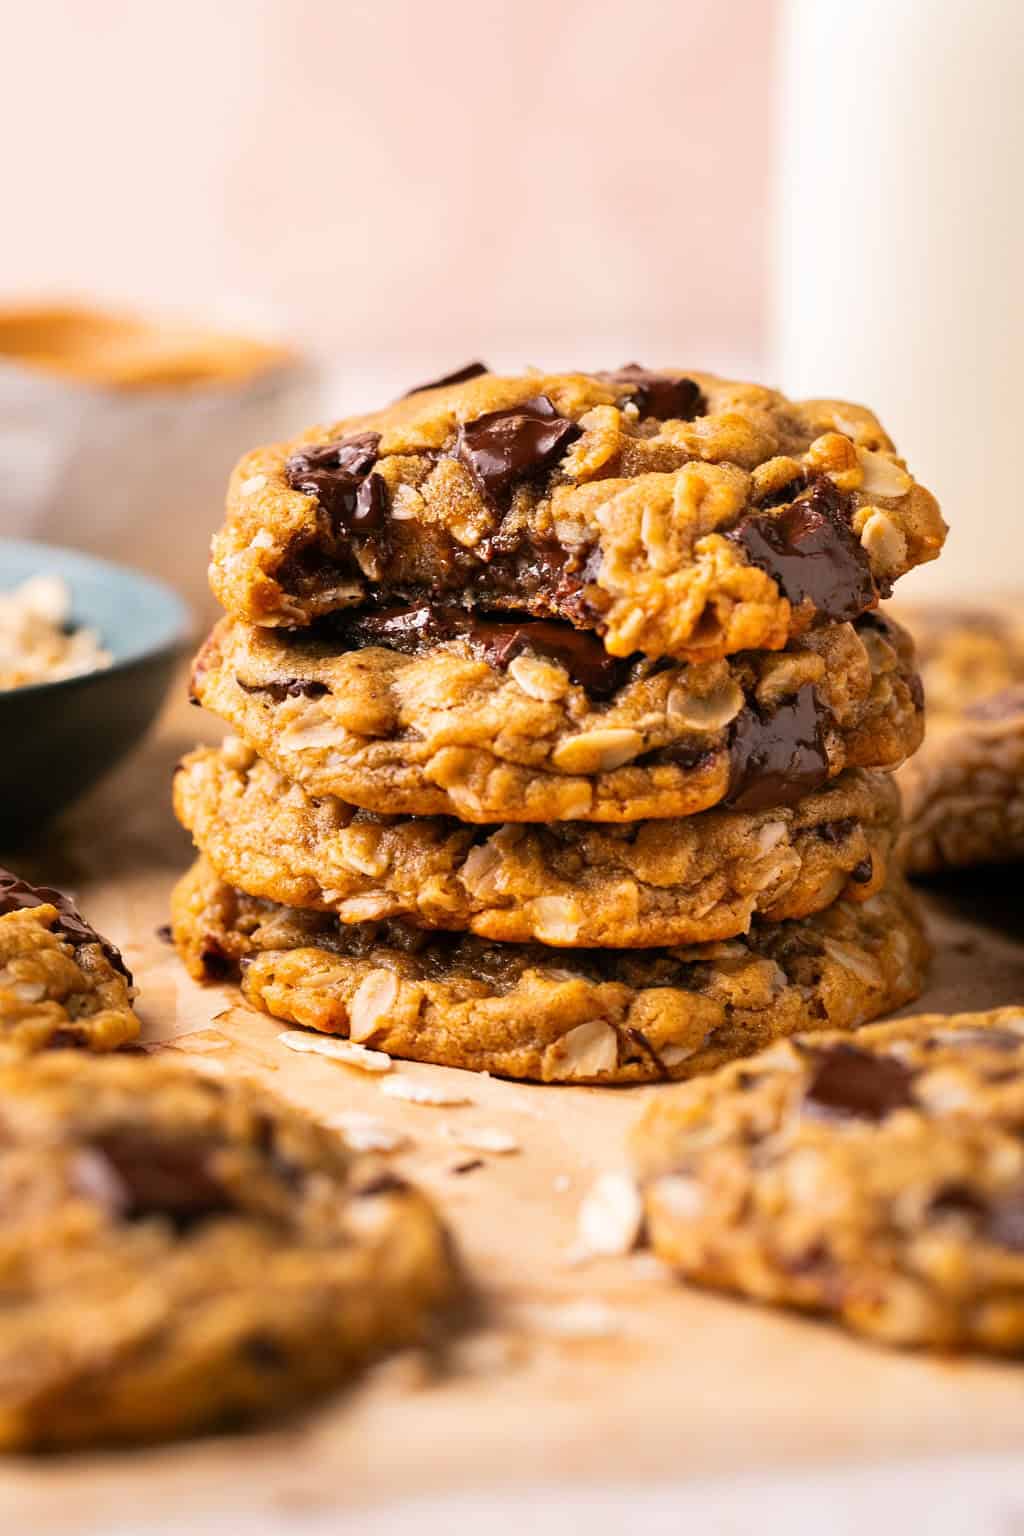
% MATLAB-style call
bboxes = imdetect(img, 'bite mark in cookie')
[212,369,945,652]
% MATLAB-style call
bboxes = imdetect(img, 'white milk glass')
[774,0,1024,599]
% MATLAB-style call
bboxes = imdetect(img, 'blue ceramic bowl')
[0,540,192,842]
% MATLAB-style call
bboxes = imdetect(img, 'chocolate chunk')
[964,684,1024,723]
[727,476,877,621]
[327,604,630,696]
[469,616,629,696]
[0,867,131,983]
[803,1043,917,1122]
[354,472,389,530]
[155,923,173,945]
[285,431,383,534]
[724,684,829,812]
[599,364,705,422]
[456,394,580,499]
[237,676,329,703]
[75,1132,233,1229]
[850,856,874,884]
[401,361,489,398]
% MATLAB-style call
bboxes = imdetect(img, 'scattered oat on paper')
[512,1299,624,1339]
[323,1110,408,1153]
[0,574,111,690]
[573,1171,644,1259]
[441,1124,520,1155]
[277,1030,393,1073]
[380,1076,473,1106]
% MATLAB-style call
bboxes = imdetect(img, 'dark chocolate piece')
[75,1132,234,1229]
[0,868,131,983]
[237,677,329,703]
[598,364,705,422]
[964,684,1024,723]
[401,361,489,398]
[285,431,383,534]
[803,1043,917,1123]
[724,684,829,812]
[727,477,877,621]
[850,856,874,884]
[455,395,580,499]
[325,604,630,696]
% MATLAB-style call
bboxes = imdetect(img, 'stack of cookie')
[175,366,945,1083]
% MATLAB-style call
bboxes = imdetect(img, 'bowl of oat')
[0,538,191,842]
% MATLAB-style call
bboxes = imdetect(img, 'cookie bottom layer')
[173,856,928,1085]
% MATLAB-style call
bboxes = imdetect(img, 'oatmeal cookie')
[191,609,922,824]
[0,1053,455,1448]
[175,741,900,949]
[0,868,139,1056]
[895,604,1024,873]
[209,368,944,660]
[171,855,927,1085]
[634,1008,1024,1353]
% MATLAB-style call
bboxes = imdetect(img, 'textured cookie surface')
[0,1053,454,1448]
[176,741,899,949]
[172,855,927,1085]
[634,1008,1024,1352]
[895,604,1024,873]
[0,869,139,1057]
[192,609,922,824]
[210,368,944,660]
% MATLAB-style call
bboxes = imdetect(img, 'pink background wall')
[1,0,777,378]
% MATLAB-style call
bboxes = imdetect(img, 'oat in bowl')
[0,573,111,691]
[0,540,190,842]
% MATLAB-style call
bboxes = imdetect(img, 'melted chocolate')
[724,684,829,812]
[455,394,581,500]
[0,868,131,983]
[74,1132,234,1229]
[803,1043,917,1122]
[964,684,1024,723]
[727,477,877,621]
[598,364,705,422]
[324,604,630,696]
[401,361,489,397]
[237,677,329,703]
[285,431,384,533]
